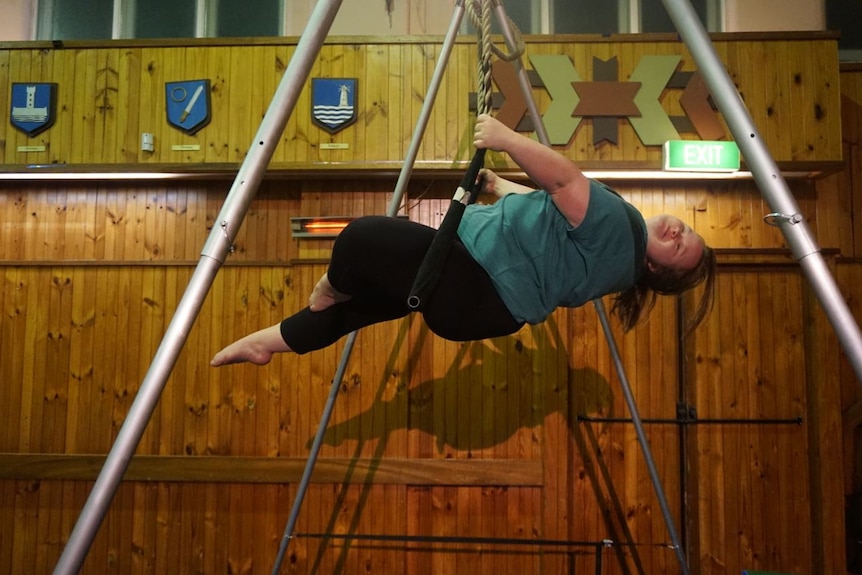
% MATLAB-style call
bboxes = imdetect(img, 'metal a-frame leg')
[269,2,470,574]
[51,1,346,573]
[661,0,862,384]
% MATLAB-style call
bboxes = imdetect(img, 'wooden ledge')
[0,454,543,486]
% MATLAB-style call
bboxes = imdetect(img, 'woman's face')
[644,214,704,272]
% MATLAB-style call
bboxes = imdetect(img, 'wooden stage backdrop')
[0,34,859,575]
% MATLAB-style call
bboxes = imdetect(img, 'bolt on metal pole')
[51,1,344,573]
[661,0,862,386]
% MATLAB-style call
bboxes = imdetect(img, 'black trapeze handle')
[407,148,487,310]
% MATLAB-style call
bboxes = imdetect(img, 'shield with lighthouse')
[311,78,357,134]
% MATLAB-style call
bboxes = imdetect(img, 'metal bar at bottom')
[51,1,345,573]
[578,416,803,426]
[660,0,862,387]
[594,299,691,575]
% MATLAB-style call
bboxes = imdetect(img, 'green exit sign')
[663,140,740,172]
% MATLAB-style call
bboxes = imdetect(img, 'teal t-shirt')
[457,180,646,324]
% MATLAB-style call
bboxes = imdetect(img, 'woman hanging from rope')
[211,114,717,366]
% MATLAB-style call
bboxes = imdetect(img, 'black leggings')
[280,216,523,354]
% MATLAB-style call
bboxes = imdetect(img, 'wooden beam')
[0,454,543,486]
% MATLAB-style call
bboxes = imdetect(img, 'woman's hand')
[478,168,499,196]
[478,168,535,198]
[473,114,514,151]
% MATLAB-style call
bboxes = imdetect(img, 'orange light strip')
[303,220,351,233]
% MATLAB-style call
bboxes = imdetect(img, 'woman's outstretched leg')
[210,323,291,366]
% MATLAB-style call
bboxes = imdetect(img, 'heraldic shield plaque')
[166,79,212,135]
[311,78,357,134]
[10,83,58,137]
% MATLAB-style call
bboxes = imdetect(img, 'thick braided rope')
[467,0,526,116]
[478,0,493,116]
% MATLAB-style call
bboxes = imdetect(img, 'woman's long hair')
[611,244,717,334]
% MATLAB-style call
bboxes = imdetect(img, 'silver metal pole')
[660,0,862,385]
[271,332,357,574]
[51,1,344,573]
[271,6,470,572]
[594,301,692,574]
[490,0,550,146]
[386,0,467,217]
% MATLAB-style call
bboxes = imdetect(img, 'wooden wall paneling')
[19,268,46,453]
[746,273,771,572]
[388,43,406,164]
[70,187,90,260]
[67,267,97,456]
[837,126,861,259]
[728,273,750,571]
[447,39,468,165]
[699,271,729,571]
[771,41,798,159]
[205,47,230,164]
[0,269,22,451]
[563,307,587,574]
[410,42,431,164]
[102,187,125,261]
[0,191,9,261]
[71,49,98,165]
[813,40,842,161]
[94,49,119,164]
[116,48,141,164]
[537,313,569,575]
[51,49,75,167]
[227,47,253,165]
[769,272,798,569]
[11,479,40,574]
[0,481,14,574]
[657,298,682,572]
[747,272,770,569]
[364,44,388,163]
[283,44,310,167]
[803,262,847,574]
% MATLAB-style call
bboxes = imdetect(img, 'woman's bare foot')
[308,273,351,312]
[211,324,291,367]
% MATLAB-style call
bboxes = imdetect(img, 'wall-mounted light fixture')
[290,216,357,239]
[290,215,410,239]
